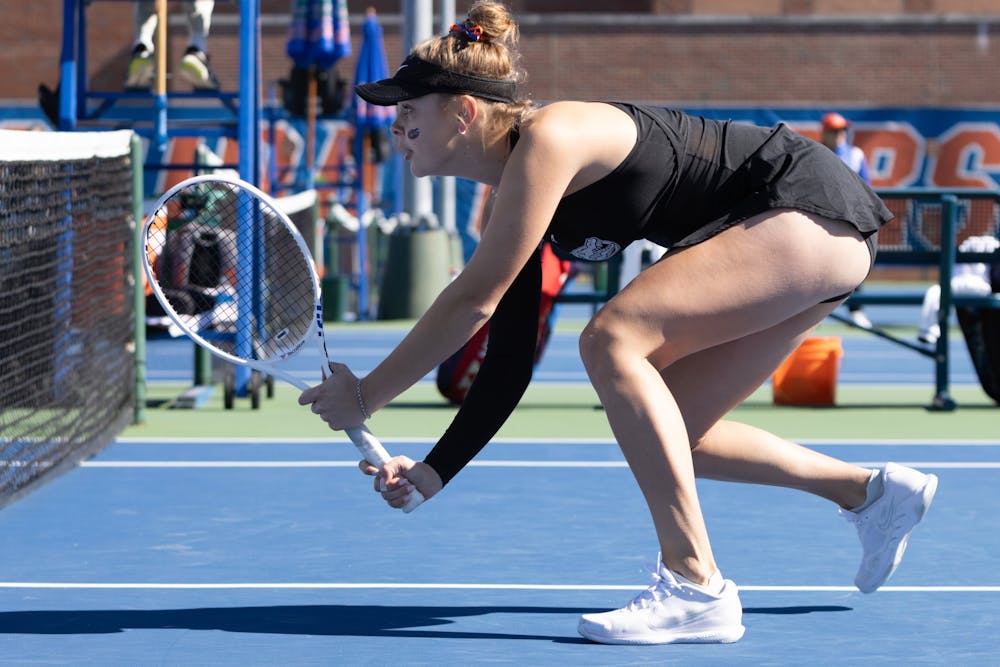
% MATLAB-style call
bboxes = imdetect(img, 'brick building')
[4,1,1000,107]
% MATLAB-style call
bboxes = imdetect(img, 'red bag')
[436,244,572,404]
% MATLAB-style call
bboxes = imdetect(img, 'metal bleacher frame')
[58,0,263,407]
[57,0,258,170]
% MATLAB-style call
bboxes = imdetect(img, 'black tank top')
[528,102,891,261]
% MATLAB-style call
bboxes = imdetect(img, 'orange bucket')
[772,337,844,406]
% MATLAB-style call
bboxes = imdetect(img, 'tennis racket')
[141,174,424,512]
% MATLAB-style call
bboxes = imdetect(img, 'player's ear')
[455,94,479,135]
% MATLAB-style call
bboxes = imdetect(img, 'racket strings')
[144,181,317,363]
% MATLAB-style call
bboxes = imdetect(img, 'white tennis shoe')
[180,47,220,90]
[841,462,938,593]
[577,560,745,645]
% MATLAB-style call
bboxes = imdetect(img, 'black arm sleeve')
[422,248,543,485]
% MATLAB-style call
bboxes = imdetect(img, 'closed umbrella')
[286,0,352,188]
[287,0,351,71]
[351,8,394,318]
[352,8,394,136]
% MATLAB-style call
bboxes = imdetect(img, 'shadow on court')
[0,604,851,639]
[743,605,851,615]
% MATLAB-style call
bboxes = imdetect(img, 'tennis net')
[0,129,141,506]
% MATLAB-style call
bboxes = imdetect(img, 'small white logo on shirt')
[569,237,621,261]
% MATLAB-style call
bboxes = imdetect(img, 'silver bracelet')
[356,378,371,421]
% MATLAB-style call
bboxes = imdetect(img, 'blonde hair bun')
[466,1,519,49]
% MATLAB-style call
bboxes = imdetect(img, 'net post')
[930,194,958,411]
[131,132,147,424]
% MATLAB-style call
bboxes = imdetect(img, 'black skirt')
[652,115,892,249]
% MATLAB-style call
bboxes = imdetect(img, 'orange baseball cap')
[821,112,850,130]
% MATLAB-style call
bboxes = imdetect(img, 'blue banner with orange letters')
[4,104,1000,198]
[682,106,1000,190]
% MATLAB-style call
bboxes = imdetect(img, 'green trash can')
[321,274,349,322]
[378,227,452,320]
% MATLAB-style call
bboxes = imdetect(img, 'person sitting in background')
[125,0,219,91]
[918,235,1000,344]
[821,112,874,328]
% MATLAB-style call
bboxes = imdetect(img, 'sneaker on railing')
[578,558,745,645]
[849,308,873,329]
[180,46,219,90]
[125,45,154,91]
[841,462,938,593]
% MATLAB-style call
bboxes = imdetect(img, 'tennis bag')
[955,250,1000,404]
[436,243,573,404]
[146,222,237,318]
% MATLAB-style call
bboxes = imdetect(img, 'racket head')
[141,174,322,381]
[142,176,421,511]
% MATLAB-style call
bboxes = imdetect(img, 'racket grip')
[346,424,426,513]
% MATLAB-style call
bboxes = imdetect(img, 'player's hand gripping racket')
[141,174,424,512]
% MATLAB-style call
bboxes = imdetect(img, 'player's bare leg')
[663,310,874,510]
[578,209,872,583]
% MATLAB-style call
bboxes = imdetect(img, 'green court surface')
[124,381,999,443]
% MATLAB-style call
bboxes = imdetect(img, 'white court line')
[77,461,612,469]
[0,582,996,592]
[81,461,381,468]
[114,437,1000,446]
[77,460,1000,469]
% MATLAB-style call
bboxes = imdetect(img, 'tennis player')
[300,1,938,645]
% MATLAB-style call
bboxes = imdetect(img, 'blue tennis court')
[2,319,998,665]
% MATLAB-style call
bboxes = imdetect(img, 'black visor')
[355,54,518,106]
